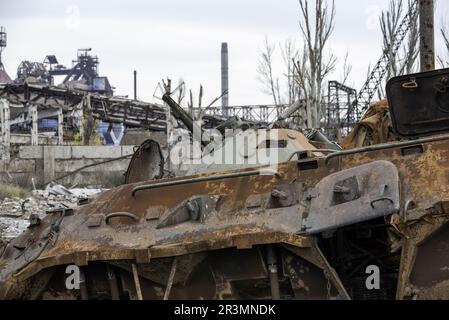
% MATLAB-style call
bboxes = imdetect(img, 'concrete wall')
[0,145,136,188]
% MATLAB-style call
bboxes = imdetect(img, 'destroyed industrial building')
[2,0,449,303]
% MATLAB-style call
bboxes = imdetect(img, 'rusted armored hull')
[1,132,449,300]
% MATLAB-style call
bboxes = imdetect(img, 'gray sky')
[1,0,449,106]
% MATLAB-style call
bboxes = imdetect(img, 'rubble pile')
[0,185,104,242]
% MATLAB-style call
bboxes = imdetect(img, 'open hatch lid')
[386,68,449,137]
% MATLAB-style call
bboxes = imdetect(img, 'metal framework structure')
[49,49,99,83]
[196,104,289,123]
[326,81,357,140]
[0,83,289,145]
[16,61,51,83]
[46,49,113,96]
[354,0,419,117]
[0,83,167,133]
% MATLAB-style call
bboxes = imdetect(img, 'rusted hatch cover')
[302,160,400,235]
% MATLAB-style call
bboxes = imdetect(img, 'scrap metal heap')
[2,68,449,300]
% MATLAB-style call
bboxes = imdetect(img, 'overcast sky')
[1,0,449,106]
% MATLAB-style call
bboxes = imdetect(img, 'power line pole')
[419,0,435,72]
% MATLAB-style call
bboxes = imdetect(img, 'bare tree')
[258,0,337,128]
[340,52,352,85]
[258,37,302,106]
[438,24,449,67]
[379,0,419,85]
[257,36,281,105]
[280,39,301,104]
[293,0,337,129]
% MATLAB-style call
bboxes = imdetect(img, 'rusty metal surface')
[302,161,400,234]
[125,139,164,184]
[0,67,447,300]
[2,126,449,299]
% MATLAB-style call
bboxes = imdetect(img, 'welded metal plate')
[125,139,164,184]
[302,161,400,234]
[387,68,449,137]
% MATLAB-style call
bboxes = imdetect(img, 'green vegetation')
[0,182,30,200]
[73,115,103,146]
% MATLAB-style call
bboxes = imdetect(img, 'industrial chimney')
[221,42,229,116]
[0,26,7,70]
[133,70,137,100]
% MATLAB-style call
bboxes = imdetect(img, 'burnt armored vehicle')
[2,69,449,300]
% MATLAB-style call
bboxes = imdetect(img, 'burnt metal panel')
[387,68,449,137]
[125,139,164,184]
[302,161,400,234]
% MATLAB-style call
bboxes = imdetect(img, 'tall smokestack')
[419,0,435,72]
[221,42,229,116]
[133,70,137,100]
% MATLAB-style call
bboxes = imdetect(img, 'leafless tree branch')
[257,36,281,105]
[438,22,449,68]
[294,0,336,128]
